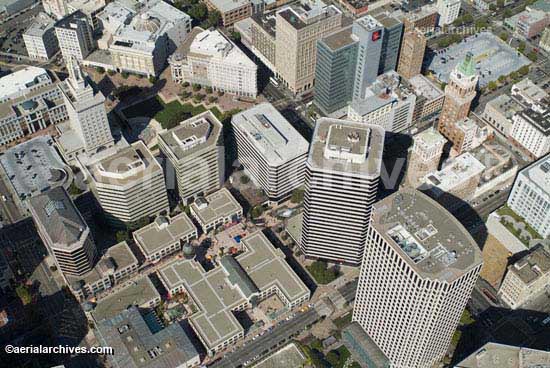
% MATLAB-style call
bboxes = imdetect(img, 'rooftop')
[55,10,89,29]
[133,213,196,256]
[408,74,444,101]
[423,152,485,193]
[516,154,550,195]
[157,231,310,350]
[0,66,51,101]
[342,322,389,368]
[190,188,242,226]
[414,128,446,149]
[511,78,548,107]
[67,0,106,15]
[91,276,160,321]
[371,189,483,281]
[485,95,523,118]
[509,243,550,285]
[277,0,341,31]
[24,12,56,38]
[320,26,356,51]
[87,141,161,187]
[28,187,89,250]
[158,111,222,161]
[0,136,69,200]
[232,103,309,166]
[96,306,199,368]
[517,108,550,134]
[207,0,249,12]
[308,118,385,177]
[456,342,550,367]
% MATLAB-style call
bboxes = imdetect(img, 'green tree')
[115,230,129,243]
[499,31,509,41]
[148,76,157,84]
[291,188,304,204]
[230,31,241,42]
[183,81,190,88]
[16,285,31,305]
[488,81,498,91]
[107,70,116,76]
[96,66,105,74]
[250,205,264,219]
[207,10,221,27]
[68,181,83,196]
[205,86,213,94]
[121,71,130,79]
[240,175,250,184]
[192,83,201,92]
[188,3,207,21]
[517,41,526,53]
[208,96,217,104]
[527,51,538,62]
[498,75,507,83]
[518,65,529,75]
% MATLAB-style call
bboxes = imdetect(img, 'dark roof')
[343,322,390,368]
[96,306,199,368]
[54,10,89,29]
[28,187,88,247]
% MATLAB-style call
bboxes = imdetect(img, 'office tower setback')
[29,187,98,276]
[407,128,446,187]
[55,10,95,60]
[59,56,114,155]
[438,52,478,155]
[158,111,224,205]
[353,189,482,368]
[232,103,309,202]
[352,15,384,100]
[275,0,342,94]
[84,141,169,226]
[507,156,550,239]
[397,29,426,80]
[314,27,358,115]
[300,118,385,265]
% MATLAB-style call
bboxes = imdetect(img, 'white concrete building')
[482,95,523,136]
[189,188,243,233]
[28,187,98,277]
[437,0,461,26]
[55,10,95,60]
[58,56,113,157]
[158,111,224,205]
[511,78,548,112]
[83,140,169,226]
[498,244,550,309]
[509,109,550,159]
[300,118,385,265]
[43,0,69,19]
[0,66,52,103]
[407,128,446,187]
[133,213,197,262]
[170,28,257,98]
[353,189,482,368]
[347,72,416,133]
[232,103,309,202]
[23,12,59,60]
[507,155,550,239]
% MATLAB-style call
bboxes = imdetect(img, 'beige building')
[158,111,224,204]
[204,0,251,27]
[409,74,445,127]
[407,128,446,187]
[498,244,550,309]
[133,213,197,262]
[83,141,169,226]
[397,29,426,80]
[189,188,243,233]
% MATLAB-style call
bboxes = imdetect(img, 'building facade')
[371,11,403,75]
[300,118,385,265]
[407,128,446,187]
[23,12,59,60]
[0,66,53,103]
[397,29,426,80]
[353,189,482,368]
[409,74,445,127]
[438,52,478,155]
[437,0,461,26]
[352,15,384,100]
[158,111,224,205]
[507,156,550,239]
[55,10,95,61]
[509,109,550,159]
[232,103,309,202]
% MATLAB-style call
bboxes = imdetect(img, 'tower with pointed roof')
[438,52,479,155]
[59,56,114,155]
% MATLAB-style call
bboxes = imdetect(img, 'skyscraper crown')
[457,52,476,77]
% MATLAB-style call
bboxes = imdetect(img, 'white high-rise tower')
[353,188,482,368]
[60,56,114,155]
[300,118,385,265]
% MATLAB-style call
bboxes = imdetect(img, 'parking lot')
[0,4,44,56]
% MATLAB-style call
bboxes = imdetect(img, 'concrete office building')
[55,10,95,60]
[313,27,358,115]
[204,0,251,27]
[84,141,169,226]
[437,0,461,26]
[507,156,550,239]
[300,118,385,265]
[96,306,200,368]
[407,128,446,187]
[409,74,445,127]
[397,28,426,79]
[456,342,550,367]
[371,10,403,75]
[189,188,243,233]
[274,0,342,95]
[352,15,384,100]
[43,0,68,19]
[348,72,416,133]
[133,213,197,262]
[158,231,310,355]
[169,28,257,98]
[353,189,482,368]
[482,94,523,136]
[232,103,309,202]
[498,244,550,309]
[509,109,550,159]
[158,111,223,204]
[67,0,106,31]
[28,187,97,276]
[438,52,478,155]
[0,83,68,147]
[58,56,113,156]
[540,27,550,53]
[23,12,60,60]
[0,66,53,103]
